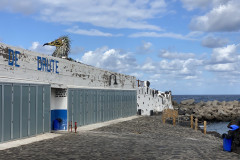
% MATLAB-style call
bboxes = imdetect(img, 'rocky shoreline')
[173,99,240,122]
[172,98,240,153]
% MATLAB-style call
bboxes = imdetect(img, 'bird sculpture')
[43,36,71,58]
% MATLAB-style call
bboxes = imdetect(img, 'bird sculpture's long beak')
[43,43,49,46]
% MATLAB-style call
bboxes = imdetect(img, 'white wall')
[0,43,136,90]
[137,86,173,116]
[51,88,68,110]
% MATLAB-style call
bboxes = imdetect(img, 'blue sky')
[1,0,240,95]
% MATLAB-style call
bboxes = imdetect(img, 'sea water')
[172,95,240,104]
[172,95,240,135]
[206,122,230,135]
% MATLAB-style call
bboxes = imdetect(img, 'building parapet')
[0,43,136,90]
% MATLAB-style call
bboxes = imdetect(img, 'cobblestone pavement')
[0,115,239,160]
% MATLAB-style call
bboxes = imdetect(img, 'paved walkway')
[0,116,138,151]
[0,115,239,159]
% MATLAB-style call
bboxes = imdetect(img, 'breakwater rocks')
[173,99,240,122]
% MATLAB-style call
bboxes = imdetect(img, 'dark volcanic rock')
[178,99,240,122]
[172,100,178,106]
[178,109,186,115]
[180,99,195,105]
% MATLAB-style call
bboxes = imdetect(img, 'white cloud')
[143,42,152,50]
[0,0,167,31]
[150,0,167,8]
[140,57,203,80]
[80,46,137,74]
[136,41,152,54]
[205,63,235,72]
[186,31,204,38]
[129,32,195,40]
[181,0,230,11]
[201,36,229,48]
[66,26,122,37]
[190,0,240,32]
[205,43,240,72]
[77,44,240,93]
[29,41,55,55]
[0,0,39,14]
[159,50,195,60]
[180,0,211,11]
[130,72,144,79]
[79,46,203,81]
[184,76,197,79]
[141,59,156,71]
[210,44,240,63]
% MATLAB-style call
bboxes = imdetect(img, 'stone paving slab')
[0,115,239,160]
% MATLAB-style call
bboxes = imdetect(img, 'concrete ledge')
[77,115,139,132]
[0,133,61,150]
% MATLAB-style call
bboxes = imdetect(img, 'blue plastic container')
[51,110,67,130]
[53,119,60,130]
[223,137,232,152]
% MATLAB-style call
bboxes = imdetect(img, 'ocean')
[172,95,240,135]
[172,95,240,104]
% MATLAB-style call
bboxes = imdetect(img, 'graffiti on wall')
[6,48,60,74]
[37,56,59,74]
[8,49,20,67]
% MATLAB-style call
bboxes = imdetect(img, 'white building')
[136,81,173,116]
[0,43,136,142]
[0,42,173,143]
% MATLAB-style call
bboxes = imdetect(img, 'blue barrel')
[51,110,67,130]
[53,119,60,130]
[223,137,232,152]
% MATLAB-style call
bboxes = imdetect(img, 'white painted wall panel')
[51,88,68,110]
[0,43,136,90]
